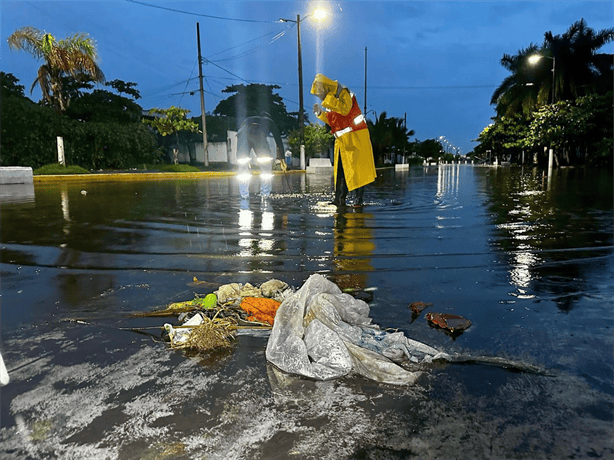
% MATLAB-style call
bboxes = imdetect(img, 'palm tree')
[7,26,104,113]
[490,44,544,116]
[491,19,613,116]
[543,18,614,102]
[367,112,415,165]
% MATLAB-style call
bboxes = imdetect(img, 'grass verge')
[34,164,90,175]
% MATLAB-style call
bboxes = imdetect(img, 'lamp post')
[528,54,556,104]
[280,8,328,170]
[529,53,557,174]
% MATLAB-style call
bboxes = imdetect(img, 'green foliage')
[157,164,201,172]
[190,114,236,143]
[409,138,444,160]
[7,26,105,113]
[404,156,424,166]
[474,114,530,161]
[63,121,159,170]
[34,163,90,175]
[213,84,299,135]
[526,92,612,166]
[475,92,612,167]
[0,85,60,167]
[367,112,415,166]
[142,106,199,163]
[492,19,613,118]
[482,19,613,168]
[104,79,141,99]
[0,71,26,98]
[491,44,542,117]
[287,123,334,159]
[66,88,143,123]
[1,73,158,169]
[143,106,198,137]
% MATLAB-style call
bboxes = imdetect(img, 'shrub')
[157,164,202,172]
[34,163,90,175]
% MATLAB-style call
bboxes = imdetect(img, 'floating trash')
[343,287,374,303]
[151,278,293,352]
[121,276,545,378]
[409,301,433,315]
[165,314,236,352]
[425,312,472,335]
[240,297,281,325]
[167,293,217,310]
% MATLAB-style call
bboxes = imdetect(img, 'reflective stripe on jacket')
[325,93,368,138]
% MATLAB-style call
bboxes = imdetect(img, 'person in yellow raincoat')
[311,73,376,207]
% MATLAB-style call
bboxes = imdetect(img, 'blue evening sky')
[2,1,612,154]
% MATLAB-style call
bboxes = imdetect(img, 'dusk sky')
[2,1,612,154]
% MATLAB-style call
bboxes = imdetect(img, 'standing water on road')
[1,166,612,459]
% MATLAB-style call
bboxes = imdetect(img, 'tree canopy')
[7,26,105,113]
[143,106,198,138]
[491,19,613,117]
[1,72,157,169]
[213,83,300,135]
[477,19,613,167]
[287,123,334,159]
[367,112,415,166]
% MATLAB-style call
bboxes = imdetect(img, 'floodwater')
[1,165,612,459]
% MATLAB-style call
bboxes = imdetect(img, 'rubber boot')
[353,186,364,207]
[332,158,348,206]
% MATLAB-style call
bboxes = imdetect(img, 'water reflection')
[436,163,460,200]
[2,167,613,459]
[330,209,374,290]
[486,166,613,309]
[0,183,35,204]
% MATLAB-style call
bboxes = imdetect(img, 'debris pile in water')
[147,278,292,352]
[132,275,545,381]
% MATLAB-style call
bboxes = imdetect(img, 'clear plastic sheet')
[266,274,449,385]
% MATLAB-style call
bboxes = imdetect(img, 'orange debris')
[240,297,281,325]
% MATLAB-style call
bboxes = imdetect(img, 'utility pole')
[196,22,208,166]
[297,14,306,170]
[364,47,367,116]
[297,15,304,143]
[403,112,407,161]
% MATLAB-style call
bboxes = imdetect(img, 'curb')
[33,170,304,182]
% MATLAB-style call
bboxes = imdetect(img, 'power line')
[206,30,287,61]
[203,76,222,103]
[126,0,280,23]
[169,88,217,97]
[178,59,198,106]
[202,57,251,84]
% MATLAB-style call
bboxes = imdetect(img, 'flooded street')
[1,166,612,459]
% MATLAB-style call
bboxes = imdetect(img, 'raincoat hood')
[311,73,338,96]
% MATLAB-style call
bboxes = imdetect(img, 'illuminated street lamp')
[529,53,557,173]
[528,53,556,104]
[280,6,328,167]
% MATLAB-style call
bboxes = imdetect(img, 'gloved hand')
[313,103,322,117]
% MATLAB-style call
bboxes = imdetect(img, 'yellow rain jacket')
[311,74,376,192]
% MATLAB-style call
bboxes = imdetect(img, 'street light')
[280,6,328,168]
[528,53,556,104]
[529,53,557,173]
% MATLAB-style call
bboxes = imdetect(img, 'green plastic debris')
[202,293,217,309]
[168,294,217,310]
